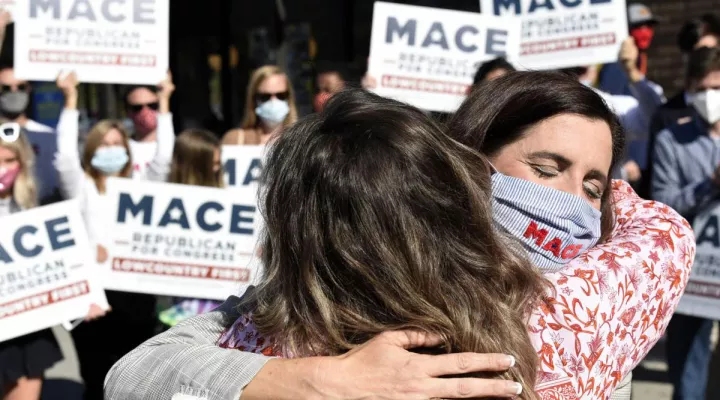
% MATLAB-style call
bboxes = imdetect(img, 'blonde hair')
[168,129,224,188]
[241,65,298,130]
[0,132,38,209]
[82,120,133,193]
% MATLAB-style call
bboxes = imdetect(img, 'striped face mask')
[490,170,602,273]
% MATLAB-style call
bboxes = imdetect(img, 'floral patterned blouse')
[218,181,695,400]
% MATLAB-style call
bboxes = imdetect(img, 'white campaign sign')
[368,2,521,113]
[104,178,263,300]
[221,145,265,188]
[675,202,720,320]
[14,0,169,84]
[0,200,106,342]
[479,0,627,70]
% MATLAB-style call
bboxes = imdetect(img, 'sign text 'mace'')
[104,178,262,300]
[368,2,521,113]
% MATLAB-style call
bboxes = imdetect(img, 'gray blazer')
[104,292,632,400]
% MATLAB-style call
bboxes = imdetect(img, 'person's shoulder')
[24,120,54,133]
[222,128,242,145]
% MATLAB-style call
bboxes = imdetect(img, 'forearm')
[241,358,331,400]
[144,113,175,182]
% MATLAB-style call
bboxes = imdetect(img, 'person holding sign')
[0,131,63,400]
[157,128,225,327]
[123,74,177,177]
[651,46,720,400]
[222,66,299,146]
[53,72,174,400]
[106,80,693,400]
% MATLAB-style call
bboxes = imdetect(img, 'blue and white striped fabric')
[490,172,602,273]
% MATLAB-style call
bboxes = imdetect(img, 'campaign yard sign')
[0,200,105,342]
[221,145,264,188]
[104,178,263,300]
[480,0,627,70]
[14,0,169,84]
[675,202,720,320]
[368,2,521,113]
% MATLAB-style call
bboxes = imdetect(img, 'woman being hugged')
[0,130,64,400]
[222,65,298,146]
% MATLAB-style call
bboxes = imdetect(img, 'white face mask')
[690,89,720,124]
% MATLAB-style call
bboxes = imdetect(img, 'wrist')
[241,357,329,400]
[159,98,170,114]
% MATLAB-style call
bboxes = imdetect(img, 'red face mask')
[313,92,332,112]
[630,26,655,50]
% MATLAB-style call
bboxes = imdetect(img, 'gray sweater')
[651,118,720,220]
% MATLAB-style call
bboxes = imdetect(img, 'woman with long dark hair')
[106,76,692,400]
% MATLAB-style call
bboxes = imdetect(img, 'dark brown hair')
[447,71,626,242]
[686,46,720,87]
[169,129,223,188]
[251,88,545,399]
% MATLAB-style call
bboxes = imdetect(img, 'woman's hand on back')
[242,330,522,399]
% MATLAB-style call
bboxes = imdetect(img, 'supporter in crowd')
[653,14,720,136]
[158,128,224,327]
[473,57,516,85]
[222,65,298,146]
[0,64,63,205]
[123,74,177,175]
[0,129,63,400]
[651,45,720,400]
[599,3,664,99]
[53,71,175,400]
[106,77,692,400]
[642,21,720,198]
[313,61,347,112]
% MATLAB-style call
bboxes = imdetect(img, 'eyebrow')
[528,151,608,185]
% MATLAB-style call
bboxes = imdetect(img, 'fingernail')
[508,382,522,396]
[505,355,516,368]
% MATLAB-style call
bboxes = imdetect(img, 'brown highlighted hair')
[447,71,625,242]
[251,89,545,399]
[169,129,224,188]
[82,120,133,194]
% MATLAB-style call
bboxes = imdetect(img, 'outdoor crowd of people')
[1,3,720,400]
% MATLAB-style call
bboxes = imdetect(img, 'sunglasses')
[255,91,289,103]
[128,102,160,113]
[0,84,28,92]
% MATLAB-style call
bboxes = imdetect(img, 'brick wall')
[645,0,720,95]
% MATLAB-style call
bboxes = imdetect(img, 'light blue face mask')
[91,146,129,175]
[490,170,602,273]
[255,99,290,126]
